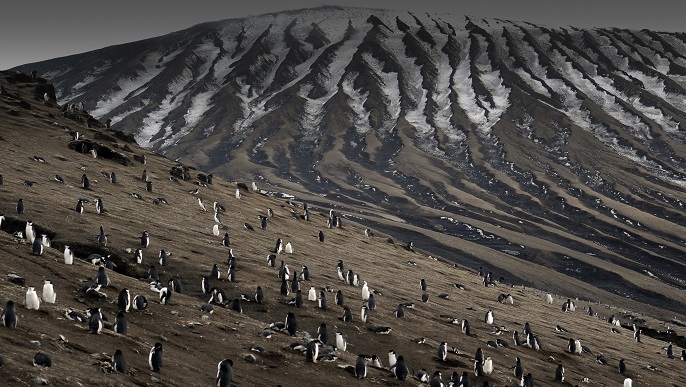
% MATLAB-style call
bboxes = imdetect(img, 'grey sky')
[1,0,684,70]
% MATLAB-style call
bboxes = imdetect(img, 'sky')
[1,0,684,70]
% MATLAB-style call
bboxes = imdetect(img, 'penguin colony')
[0,72,683,385]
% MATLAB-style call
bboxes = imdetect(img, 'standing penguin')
[81,174,90,189]
[342,306,353,322]
[221,233,230,247]
[318,230,325,242]
[395,303,405,318]
[217,358,233,387]
[17,198,25,214]
[112,349,127,373]
[318,291,327,309]
[255,286,264,304]
[96,266,110,287]
[42,280,56,303]
[619,358,627,375]
[1,300,17,327]
[113,311,127,334]
[305,340,319,363]
[141,231,150,248]
[149,342,163,372]
[438,342,448,361]
[25,287,40,310]
[118,288,131,312]
[355,355,367,379]
[146,181,153,192]
[462,319,471,335]
[32,235,43,255]
[308,286,317,302]
[76,199,85,214]
[335,331,347,351]
[64,245,74,265]
[88,308,103,334]
[159,250,169,266]
[367,293,376,311]
[555,363,564,382]
[95,198,104,214]
[393,356,409,380]
[259,215,268,230]
[513,357,523,379]
[485,309,495,325]
[335,290,344,306]
[361,305,369,324]
[285,312,297,336]
[317,323,328,344]
[98,224,107,247]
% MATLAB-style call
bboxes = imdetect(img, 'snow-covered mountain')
[16,6,686,314]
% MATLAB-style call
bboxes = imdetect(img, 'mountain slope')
[1,69,684,387]
[13,6,686,320]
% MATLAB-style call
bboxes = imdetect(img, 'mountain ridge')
[12,6,686,322]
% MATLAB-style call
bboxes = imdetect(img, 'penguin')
[33,352,52,367]
[230,298,242,313]
[24,220,35,244]
[149,342,163,372]
[318,230,324,242]
[355,355,367,378]
[364,228,373,237]
[474,359,484,377]
[169,278,183,293]
[438,341,448,361]
[513,357,523,379]
[113,311,127,334]
[254,286,264,304]
[112,349,127,373]
[619,358,627,375]
[388,350,397,369]
[300,266,310,281]
[462,319,471,335]
[60,245,72,265]
[555,363,564,382]
[133,295,148,310]
[429,371,444,387]
[367,293,376,310]
[212,224,220,236]
[420,278,427,291]
[361,281,370,301]
[335,331,347,351]
[285,312,297,336]
[88,307,103,334]
[317,323,328,344]
[485,309,494,325]
[145,265,159,281]
[42,280,56,303]
[134,249,143,264]
[421,292,429,303]
[32,235,43,255]
[361,305,369,324]
[308,287,317,301]
[76,199,85,214]
[96,198,104,214]
[634,328,641,343]
[522,373,534,387]
[353,274,361,287]
[395,303,405,318]
[159,250,169,266]
[216,359,233,387]
[118,288,131,312]
[221,233,231,247]
[567,338,576,354]
[285,241,293,254]
[146,181,153,192]
[291,274,300,293]
[210,263,221,279]
[141,230,150,248]
[96,266,110,287]
[25,287,40,310]
[545,293,554,304]
[280,277,289,296]
[346,269,354,285]
[1,300,17,327]
[110,171,117,184]
[81,174,90,189]
[98,224,107,246]
[393,356,409,380]
[244,222,255,231]
[291,290,303,308]
[17,198,25,214]
[681,349,685,361]
[475,347,484,365]
[266,254,276,267]
[267,208,274,217]
[305,340,319,363]
[574,339,582,354]
[318,291,327,309]
[235,188,241,199]
[159,287,171,305]
[623,378,632,387]
[198,198,207,211]
[342,306,353,322]
[665,343,674,358]
[335,290,344,306]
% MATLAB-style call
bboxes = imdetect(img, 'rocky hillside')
[1,70,684,386]
[13,6,686,324]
